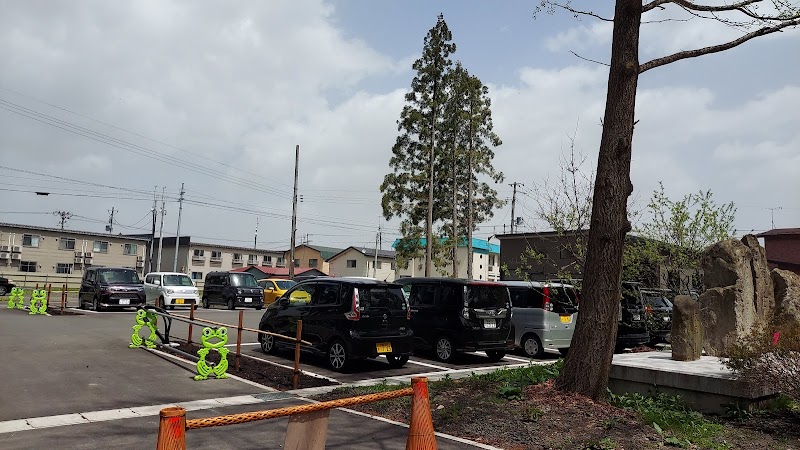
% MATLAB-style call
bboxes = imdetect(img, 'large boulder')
[671,295,703,361]
[699,235,775,356]
[772,268,800,329]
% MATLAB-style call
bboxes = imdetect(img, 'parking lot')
[1,303,557,449]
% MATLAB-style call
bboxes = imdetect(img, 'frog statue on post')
[7,287,25,309]
[129,309,158,348]
[194,327,229,381]
[28,289,47,315]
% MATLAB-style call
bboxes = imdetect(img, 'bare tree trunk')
[555,0,642,401]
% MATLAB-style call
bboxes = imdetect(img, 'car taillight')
[344,287,360,321]
[543,286,553,312]
[645,305,654,315]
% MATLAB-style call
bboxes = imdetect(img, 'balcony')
[210,256,222,263]
[192,255,205,262]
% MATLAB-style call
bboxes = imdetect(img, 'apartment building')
[283,244,343,274]
[327,247,397,281]
[393,238,500,281]
[0,222,147,279]
[139,236,285,282]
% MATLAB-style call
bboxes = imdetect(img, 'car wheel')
[227,298,235,310]
[202,296,209,309]
[522,334,544,358]
[260,330,277,354]
[0,286,7,296]
[386,355,409,368]
[485,350,506,362]
[78,294,86,310]
[434,336,455,362]
[93,296,103,312]
[558,348,570,357]
[158,296,165,309]
[327,339,349,372]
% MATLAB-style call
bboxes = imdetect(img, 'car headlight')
[165,289,174,294]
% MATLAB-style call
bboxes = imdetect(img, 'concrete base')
[609,351,778,415]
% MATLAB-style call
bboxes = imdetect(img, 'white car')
[144,272,200,309]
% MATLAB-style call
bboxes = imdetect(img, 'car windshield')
[275,280,296,290]
[163,275,193,287]
[361,287,407,311]
[643,294,671,308]
[466,285,509,309]
[231,273,258,287]
[98,269,140,284]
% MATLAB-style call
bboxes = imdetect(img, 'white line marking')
[26,413,89,428]
[392,357,450,371]
[297,397,504,450]
[0,419,33,433]
[501,355,533,363]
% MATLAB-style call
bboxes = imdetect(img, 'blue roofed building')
[391,237,500,281]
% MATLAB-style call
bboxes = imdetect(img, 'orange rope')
[186,388,413,429]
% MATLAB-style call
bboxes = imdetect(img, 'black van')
[394,278,514,362]
[258,277,413,371]
[78,267,145,311]
[202,271,264,310]
[617,282,650,350]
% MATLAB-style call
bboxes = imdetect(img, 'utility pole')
[254,216,259,249]
[52,210,73,230]
[172,183,185,272]
[509,182,523,233]
[156,187,166,272]
[374,222,380,278]
[289,145,299,280]
[148,186,157,273]
[106,207,116,234]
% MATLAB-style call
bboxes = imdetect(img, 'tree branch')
[639,17,800,73]
[643,0,761,14]
[550,2,614,21]
[569,50,611,66]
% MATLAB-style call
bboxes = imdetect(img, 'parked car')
[641,289,674,344]
[617,282,650,351]
[0,276,15,296]
[257,278,296,305]
[202,271,264,310]
[78,267,145,311]
[394,278,514,362]
[500,281,579,358]
[258,277,413,371]
[144,272,200,309]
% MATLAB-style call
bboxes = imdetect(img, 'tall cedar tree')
[535,0,800,400]
[381,14,456,273]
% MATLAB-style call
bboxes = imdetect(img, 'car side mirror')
[279,297,290,307]
[154,280,161,286]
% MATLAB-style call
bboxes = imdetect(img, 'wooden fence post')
[293,320,303,390]
[46,283,51,310]
[236,310,243,372]
[61,284,66,314]
[188,304,194,345]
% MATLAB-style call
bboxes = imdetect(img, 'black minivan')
[617,282,651,351]
[78,267,145,311]
[202,271,264,310]
[395,278,514,362]
[258,277,414,371]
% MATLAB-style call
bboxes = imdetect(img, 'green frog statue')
[194,327,229,381]
[129,309,158,348]
[28,289,48,315]
[7,287,25,309]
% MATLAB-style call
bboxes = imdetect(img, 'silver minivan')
[144,272,200,309]
[500,281,579,358]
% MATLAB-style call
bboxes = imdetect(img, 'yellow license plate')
[175,299,184,304]
[560,315,572,324]
[376,342,392,354]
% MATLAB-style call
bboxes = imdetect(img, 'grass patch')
[608,391,729,449]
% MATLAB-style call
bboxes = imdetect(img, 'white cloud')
[544,22,612,52]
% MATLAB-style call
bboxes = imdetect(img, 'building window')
[346,260,357,268]
[191,272,203,280]
[193,249,205,257]
[93,241,109,253]
[262,255,272,265]
[20,261,37,272]
[124,243,138,255]
[276,257,285,267]
[248,254,259,265]
[233,253,243,263]
[22,234,40,248]
[293,259,300,267]
[308,258,318,268]
[391,261,396,270]
[59,238,76,251]
[210,251,222,261]
[56,263,73,274]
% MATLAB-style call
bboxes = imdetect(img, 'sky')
[1,0,798,253]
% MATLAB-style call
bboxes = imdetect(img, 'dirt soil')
[174,341,335,391]
[315,379,799,450]
[46,308,83,316]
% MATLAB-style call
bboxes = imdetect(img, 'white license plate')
[632,314,641,321]
[484,319,496,329]
[244,297,252,303]
[119,299,130,305]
